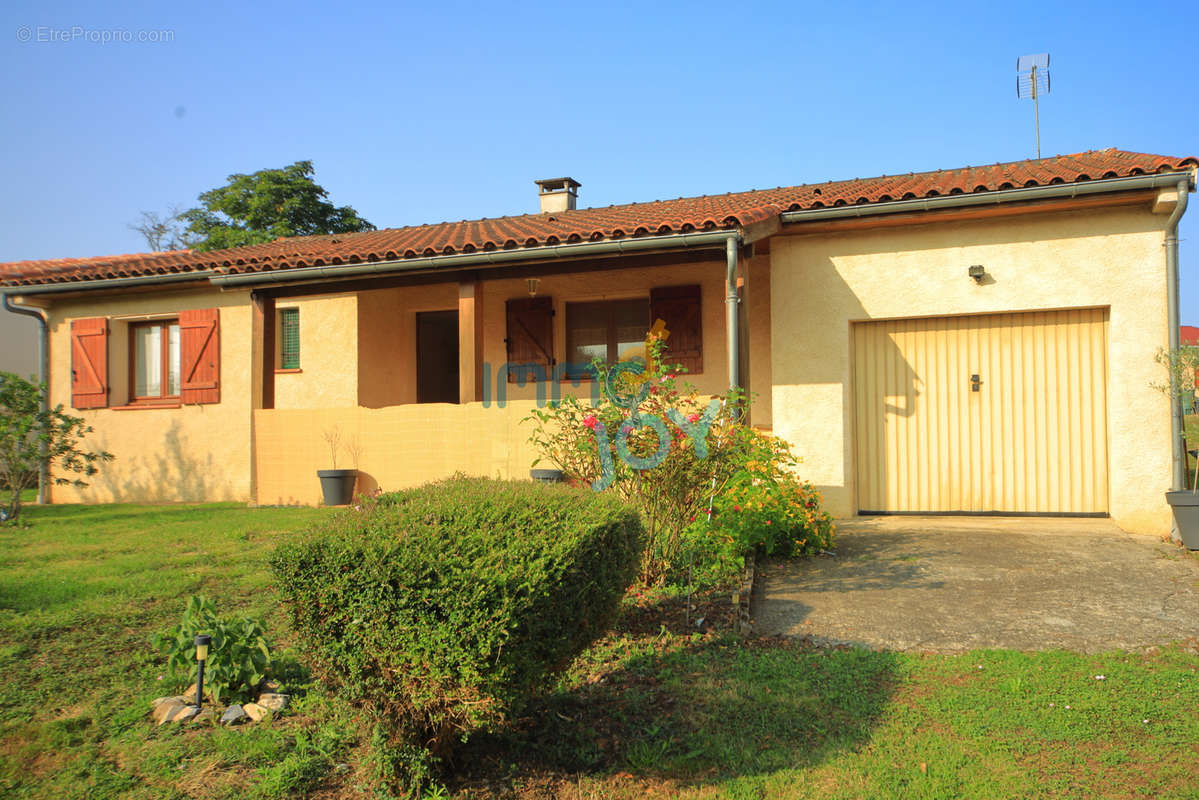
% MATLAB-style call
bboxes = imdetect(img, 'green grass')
[2,503,1198,799]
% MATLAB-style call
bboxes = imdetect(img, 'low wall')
[253,401,544,506]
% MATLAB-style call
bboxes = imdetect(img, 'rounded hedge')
[270,476,643,786]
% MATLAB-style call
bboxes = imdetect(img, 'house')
[0,305,40,379]
[0,149,1194,536]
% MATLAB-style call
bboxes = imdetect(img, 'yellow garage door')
[853,308,1109,514]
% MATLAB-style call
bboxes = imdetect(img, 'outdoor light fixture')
[968,265,986,283]
[194,634,211,708]
[527,277,540,297]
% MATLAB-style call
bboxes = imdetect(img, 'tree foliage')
[178,161,375,251]
[0,372,113,523]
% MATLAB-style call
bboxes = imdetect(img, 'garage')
[853,308,1110,514]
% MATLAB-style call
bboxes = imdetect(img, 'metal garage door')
[853,308,1109,514]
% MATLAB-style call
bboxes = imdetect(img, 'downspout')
[2,295,49,504]
[1165,178,1190,492]
[726,236,741,393]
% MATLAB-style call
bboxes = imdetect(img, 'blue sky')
[1,0,1196,318]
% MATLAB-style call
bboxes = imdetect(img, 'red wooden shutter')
[504,297,553,383]
[650,284,703,374]
[70,318,109,409]
[180,308,220,404]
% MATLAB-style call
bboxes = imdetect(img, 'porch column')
[458,279,484,403]
[251,291,275,409]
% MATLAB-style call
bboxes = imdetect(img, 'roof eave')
[779,170,1196,227]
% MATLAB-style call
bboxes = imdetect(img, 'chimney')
[535,177,581,213]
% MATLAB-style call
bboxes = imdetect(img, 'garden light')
[194,634,211,707]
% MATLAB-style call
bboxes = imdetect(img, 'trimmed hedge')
[270,476,642,787]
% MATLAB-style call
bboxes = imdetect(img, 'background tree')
[128,205,194,252]
[178,160,375,251]
[0,372,113,524]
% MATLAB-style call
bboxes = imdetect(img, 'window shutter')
[650,284,703,374]
[179,308,220,404]
[505,297,553,383]
[70,318,109,409]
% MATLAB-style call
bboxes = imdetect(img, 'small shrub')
[270,476,643,791]
[680,466,835,589]
[526,338,775,583]
[152,595,274,703]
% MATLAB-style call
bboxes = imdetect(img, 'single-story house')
[1,148,1194,536]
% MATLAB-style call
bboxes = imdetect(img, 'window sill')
[274,368,303,374]
[113,400,182,411]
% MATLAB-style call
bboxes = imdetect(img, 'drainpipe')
[2,294,49,504]
[1165,178,1190,493]
[726,236,741,393]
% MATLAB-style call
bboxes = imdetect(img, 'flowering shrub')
[681,465,835,589]
[526,338,807,583]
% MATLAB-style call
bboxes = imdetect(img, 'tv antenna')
[1016,53,1050,158]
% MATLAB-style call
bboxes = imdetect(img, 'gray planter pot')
[1166,491,1199,550]
[529,468,565,484]
[317,469,358,506]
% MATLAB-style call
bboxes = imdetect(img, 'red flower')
[733,505,741,512]
[765,520,772,525]
[582,415,598,430]
[687,412,700,424]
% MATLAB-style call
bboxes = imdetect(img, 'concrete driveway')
[752,516,1199,652]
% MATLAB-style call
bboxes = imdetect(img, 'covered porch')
[244,243,773,505]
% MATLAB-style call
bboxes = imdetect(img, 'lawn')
[1,503,1198,799]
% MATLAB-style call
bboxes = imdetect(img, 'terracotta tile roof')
[2,148,1194,288]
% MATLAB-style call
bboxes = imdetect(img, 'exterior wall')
[770,205,1173,535]
[357,283,458,408]
[274,293,359,409]
[254,402,541,505]
[45,287,254,503]
[745,254,773,427]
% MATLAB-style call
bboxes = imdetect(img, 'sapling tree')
[0,372,113,523]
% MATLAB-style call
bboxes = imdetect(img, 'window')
[565,299,650,369]
[130,320,180,401]
[277,308,300,370]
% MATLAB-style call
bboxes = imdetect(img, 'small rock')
[153,701,200,725]
[242,702,269,722]
[220,704,247,726]
[183,683,217,704]
[150,695,191,709]
[256,693,290,712]
[192,708,219,726]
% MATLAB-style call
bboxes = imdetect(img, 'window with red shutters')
[70,318,109,409]
[179,308,220,404]
[650,284,703,374]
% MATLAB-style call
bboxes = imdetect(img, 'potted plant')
[1154,346,1199,549]
[317,427,359,506]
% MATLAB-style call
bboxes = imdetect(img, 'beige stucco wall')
[770,205,1173,535]
[356,283,458,408]
[745,254,773,428]
[274,293,359,409]
[254,401,542,505]
[44,287,254,503]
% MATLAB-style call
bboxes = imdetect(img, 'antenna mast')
[1016,54,1051,158]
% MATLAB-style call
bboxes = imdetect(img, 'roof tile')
[1,148,1194,287]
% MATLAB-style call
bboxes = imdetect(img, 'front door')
[416,310,459,404]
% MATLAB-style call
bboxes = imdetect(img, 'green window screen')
[280,308,300,369]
